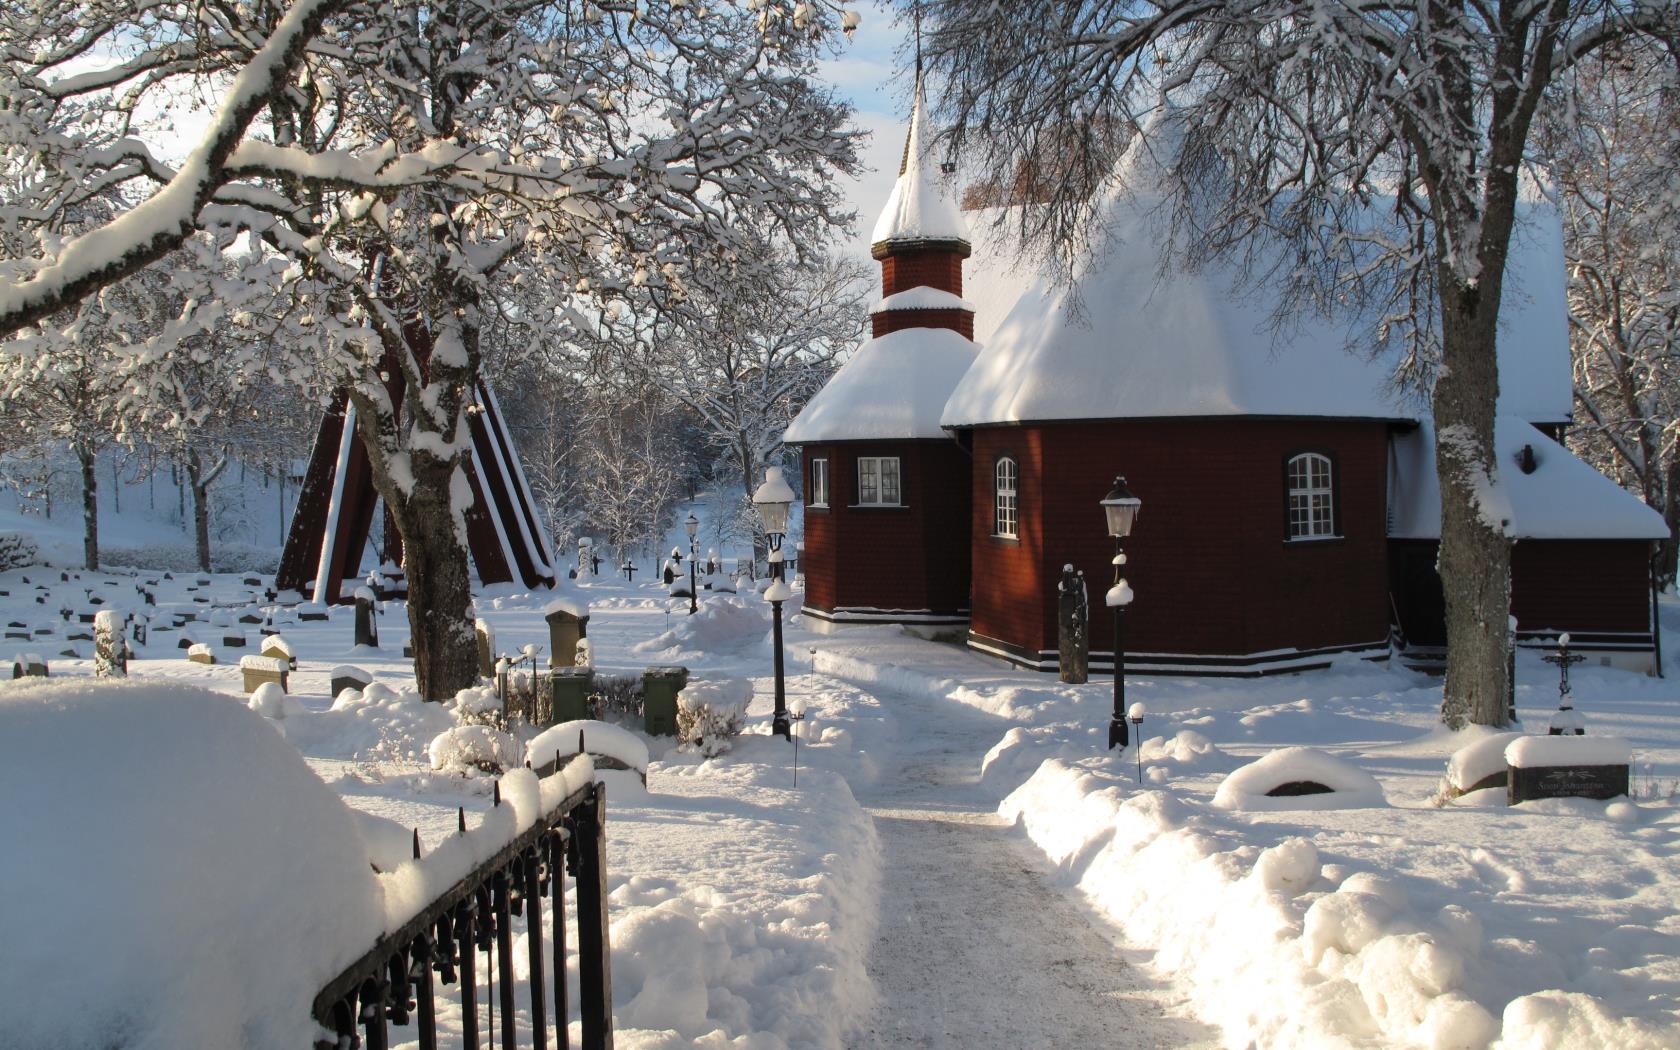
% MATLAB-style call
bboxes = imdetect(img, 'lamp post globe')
[1101,477,1141,751]
[684,512,700,615]
[752,466,796,739]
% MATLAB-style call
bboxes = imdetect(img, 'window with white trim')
[809,458,829,508]
[994,456,1018,538]
[1286,452,1336,539]
[856,456,902,506]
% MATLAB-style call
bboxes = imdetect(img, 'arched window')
[1286,452,1336,539]
[994,456,1019,538]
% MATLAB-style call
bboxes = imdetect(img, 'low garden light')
[1101,476,1141,751]
[753,466,796,739]
[1129,702,1146,782]
[684,512,700,615]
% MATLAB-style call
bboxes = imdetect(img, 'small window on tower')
[809,458,829,508]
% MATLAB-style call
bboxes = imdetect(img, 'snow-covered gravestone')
[240,654,289,694]
[330,664,373,698]
[1505,736,1631,804]
[545,596,590,669]
[93,610,128,678]
[352,587,379,649]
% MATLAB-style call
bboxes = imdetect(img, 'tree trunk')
[394,461,478,701]
[1434,276,1513,729]
[186,448,212,573]
[1660,457,1680,590]
[77,443,99,570]
[739,440,765,570]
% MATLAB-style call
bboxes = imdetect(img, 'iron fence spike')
[412,828,421,860]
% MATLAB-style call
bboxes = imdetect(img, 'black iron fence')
[312,773,613,1049]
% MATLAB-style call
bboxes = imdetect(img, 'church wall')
[968,418,1392,672]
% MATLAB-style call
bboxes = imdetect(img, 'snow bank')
[527,719,649,775]
[1002,759,1503,1048]
[284,681,455,760]
[1506,735,1633,767]
[0,680,384,1050]
[632,595,769,657]
[1212,747,1387,811]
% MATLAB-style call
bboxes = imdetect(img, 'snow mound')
[286,681,455,760]
[527,719,649,775]
[632,595,769,655]
[428,724,521,774]
[1445,730,1524,793]
[1212,747,1387,811]
[0,679,384,1050]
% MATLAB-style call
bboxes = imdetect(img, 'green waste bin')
[642,665,689,737]
[548,666,595,725]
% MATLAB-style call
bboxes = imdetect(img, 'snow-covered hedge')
[0,531,39,570]
[677,678,753,757]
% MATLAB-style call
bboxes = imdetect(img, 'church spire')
[871,74,970,260]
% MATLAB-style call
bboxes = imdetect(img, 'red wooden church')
[787,93,1669,675]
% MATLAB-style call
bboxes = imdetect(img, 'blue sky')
[813,1,916,260]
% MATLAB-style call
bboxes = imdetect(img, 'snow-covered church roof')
[1388,418,1669,540]
[869,79,970,254]
[944,126,1571,428]
[783,327,978,443]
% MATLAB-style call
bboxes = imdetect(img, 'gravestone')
[260,634,297,670]
[1056,564,1089,684]
[353,587,379,648]
[240,653,288,693]
[11,653,48,678]
[1505,736,1630,804]
[187,644,216,666]
[331,664,373,697]
[545,599,590,670]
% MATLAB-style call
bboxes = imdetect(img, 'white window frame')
[1286,452,1337,540]
[809,457,829,508]
[856,455,902,506]
[994,456,1018,538]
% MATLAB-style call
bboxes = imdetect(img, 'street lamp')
[753,465,795,739]
[1101,476,1141,750]
[684,512,700,615]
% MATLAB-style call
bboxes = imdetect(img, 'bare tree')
[1541,41,1680,585]
[917,0,1679,727]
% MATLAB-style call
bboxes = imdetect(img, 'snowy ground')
[5,558,1680,1048]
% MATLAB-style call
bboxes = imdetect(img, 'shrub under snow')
[428,724,521,774]
[677,678,753,757]
[0,531,40,570]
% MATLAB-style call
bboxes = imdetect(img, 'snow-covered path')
[846,684,1216,1048]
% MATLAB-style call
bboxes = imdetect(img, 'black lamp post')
[1101,476,1141,750]
[684,512,700,615]
[753,466,795,739]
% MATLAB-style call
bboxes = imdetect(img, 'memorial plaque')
[1509,764,1628,804]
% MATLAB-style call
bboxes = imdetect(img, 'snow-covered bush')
[676,678,753,757]
[527,719,649,778]
[0,531,39,571]
[428,724,521,775]
[451,684,505,728]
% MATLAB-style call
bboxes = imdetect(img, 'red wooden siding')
[800,440,972,619]
[872,308,974,340]
[880,250,965,298]
[968,419,1392,662]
